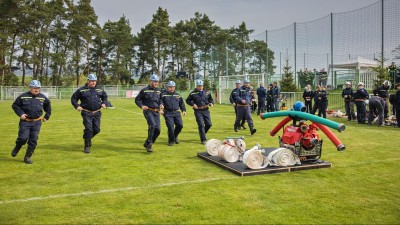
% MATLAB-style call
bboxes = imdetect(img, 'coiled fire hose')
[217,139,241,162]
[234,139,246,153]
[218,145,240,162]
[266,148,301,166]
[205,139,223,156]
[243,146,270,169]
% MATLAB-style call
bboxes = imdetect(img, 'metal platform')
[197,149,332,177]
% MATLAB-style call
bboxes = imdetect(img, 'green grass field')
[0,98,399,224]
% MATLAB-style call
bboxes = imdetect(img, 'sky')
[91,0,379,37]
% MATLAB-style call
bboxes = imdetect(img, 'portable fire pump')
[260,101,346,162]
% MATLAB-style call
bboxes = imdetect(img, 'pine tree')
[280,56,296,92]
[372,56,389,90]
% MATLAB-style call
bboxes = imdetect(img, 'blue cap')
[236,80,241,84]
[167,81,176,87]
[150,74,159,81]
[196,80,204,86]
[29,80,41,88]
[243,79,250,83]
[87,74,97,81]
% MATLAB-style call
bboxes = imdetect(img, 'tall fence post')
[381,0,384,67]
[294,22,297,88]
[265,30,269,85]
[331,13,334,89]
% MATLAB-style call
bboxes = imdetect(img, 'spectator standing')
[342,81,356,121]
[302,84,314,113]
[353,82,369,124]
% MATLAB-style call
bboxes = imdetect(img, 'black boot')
[24,149,33,164]
[146,142,153,153]
[84,139,91,154]
[250,125,257,135]
[234,123,239,132]
[11,145,22,157]
[241,122,247,130]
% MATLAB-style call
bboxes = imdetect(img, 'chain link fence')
[252,0,400,89]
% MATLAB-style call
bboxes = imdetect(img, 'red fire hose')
[313,122,345,151]
[270,116,292,136]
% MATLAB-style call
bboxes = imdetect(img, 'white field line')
[0,177,225,205]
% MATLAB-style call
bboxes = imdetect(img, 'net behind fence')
[251,0,400,89]
[218,74,264,104]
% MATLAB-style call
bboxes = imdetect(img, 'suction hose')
[313,122,346,151]
[260,111,345,132]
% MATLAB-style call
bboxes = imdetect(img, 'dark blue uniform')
[234,86,256,135]
[256,86,267,115]
[266,86,273,112]
[186,88,213,143]
[71,84,108,143]
[368,96,385,126]
[394,89,400,127]
[271,85,280,111]
[373,85,389,118]
[302,89,314,113]
[342,87,356,121]
[135,85,162,149]
[311,89,320,115]
[161,90,186,145]
[230,87,246,130]
[12,92,51,161]
[317,90,328,118]
[353,88,369,124]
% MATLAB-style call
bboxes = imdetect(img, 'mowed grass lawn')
[0,98,399,224]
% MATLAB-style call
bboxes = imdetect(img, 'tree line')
[0,0,275,87]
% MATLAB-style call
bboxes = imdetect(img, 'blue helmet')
[243,79,250,83]
[150,74,159,81]
[236,80,241,84]
[196,80,204,86]
[167,81,176,87]
[87,74,97,81]
[29,80,41,88]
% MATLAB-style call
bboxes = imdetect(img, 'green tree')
[135,24,156,83]
[0,0,21,85]
[372,56,389,90]
[103,15,135,84]
[248,39,275,75]
[149,7,171,79]
[67,0,100,87]
[280,55,296,92]
[229,22,254,74]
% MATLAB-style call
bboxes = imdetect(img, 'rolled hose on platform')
[260,111,345,132]
[243,146,269,169]
[266,148,301,166]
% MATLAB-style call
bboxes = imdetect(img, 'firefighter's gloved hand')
[76,106,83,111]
[101,103,106,109]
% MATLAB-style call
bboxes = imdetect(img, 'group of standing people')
[238,81,281,115]
[302,84,329,118]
